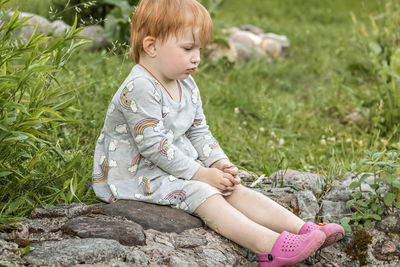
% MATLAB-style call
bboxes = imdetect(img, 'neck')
[138,57,174,87]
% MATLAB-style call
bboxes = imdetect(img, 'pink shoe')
[256,230,326,267]
[299,222,345,248]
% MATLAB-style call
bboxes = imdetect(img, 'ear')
[143,36,157,57]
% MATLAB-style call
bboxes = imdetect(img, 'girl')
[92,0,344,266]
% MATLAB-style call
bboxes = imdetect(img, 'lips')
[187,68,197,73]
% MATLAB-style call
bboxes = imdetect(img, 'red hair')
[130,0,213,62]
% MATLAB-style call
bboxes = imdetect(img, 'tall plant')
[351,0,400,135]
[0,1,90,229]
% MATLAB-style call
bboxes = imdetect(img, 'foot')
[298,222,345,248]
[256,230,326,267]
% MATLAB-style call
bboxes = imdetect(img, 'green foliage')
[103,0,137,44]
[344,148,400,228]
[0,4,91,229]
[349,1,400,134]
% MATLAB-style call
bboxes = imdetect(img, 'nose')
[191,49,201,64]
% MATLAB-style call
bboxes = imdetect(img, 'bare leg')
[194,194,279,253]
[225,185,304,234]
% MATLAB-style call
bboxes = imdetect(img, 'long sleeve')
[185,84,229,167]
[120,77,201,179]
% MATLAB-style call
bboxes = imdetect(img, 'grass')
[1,0,399,228]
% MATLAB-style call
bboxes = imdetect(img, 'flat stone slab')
[23,238,126,267]
[61,215,145,246]
[101,200,203,233]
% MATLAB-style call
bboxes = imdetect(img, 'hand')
[211,159,241,186]
[192,166,235,192]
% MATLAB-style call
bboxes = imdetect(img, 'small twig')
[250,174,266,187]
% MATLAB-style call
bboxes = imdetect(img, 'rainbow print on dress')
[92,159,108,183]
[192,118,203,127]
[128,153,141,173]
[119,87,132,110]
[140,177,152,195]
[134,118,160,142]
[159,137,169,156]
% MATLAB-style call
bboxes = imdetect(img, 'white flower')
[135,135,144,143]
[271,131,277,138]
[109,140,118,151]
[234,107,240,114]
[279,138,285,146]
[115,124,128,134]
[259,127,265,132]
[130,100,137,112]
[242,121,247,125]
[346,138,352,143]
[320,139,327,145]
[109,184,118,197]
[203,144,212,157]
[328,137,336,142]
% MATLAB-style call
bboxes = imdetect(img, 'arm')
[185,84,228,167]
[121,77,200,179]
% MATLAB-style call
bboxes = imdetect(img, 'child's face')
[154,27,202,83]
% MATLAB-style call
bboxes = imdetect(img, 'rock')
[7,11,52,40]
[51,20,70,36]
[295,190,319,221]
[0,239,24,265]
[125,249,149,265]
[375,214,400,234]
[61,215,146,246]
[260,33,290,57]
[321,200,351,222]
[168,255,191,267]
[373,239,400,261]
[23,238,127,266]
[204,42,237,62]
[30,203,102,219]
[100,200,203,233]
[269,169,324,195]
[325,180,351,201]
[239,24,265,35]
[79,25,108,50]
[174,235,207,248]
[202,248,227,265]
[207,25,290,62]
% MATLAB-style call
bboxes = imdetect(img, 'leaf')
[369,42,382,54]
[383,193,395,206]
[349,181,361,190]
[0,171,12,177]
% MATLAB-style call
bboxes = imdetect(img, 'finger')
[227,175,240,185]
[224,166,238,175]
[220,177,234,188]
